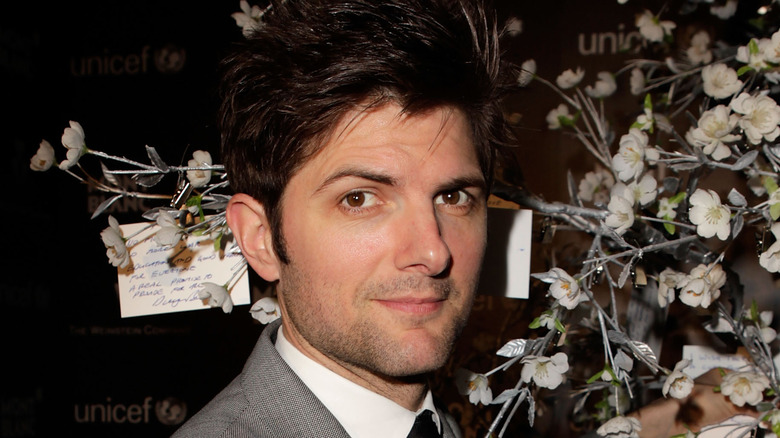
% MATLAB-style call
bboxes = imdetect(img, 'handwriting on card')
[116,222,250,318]
[682,345,751,379]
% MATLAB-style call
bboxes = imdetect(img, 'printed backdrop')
[5,1,771,437]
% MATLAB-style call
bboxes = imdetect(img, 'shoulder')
[171,322,283,437]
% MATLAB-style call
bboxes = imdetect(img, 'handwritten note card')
[682,345,751,379]
[116,222,250,318]
[477,208,532,299]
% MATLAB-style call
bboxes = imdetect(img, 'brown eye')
[345,192,366,207]
[440,191,462,205]
[436,190,471,207]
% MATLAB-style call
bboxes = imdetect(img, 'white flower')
[634,107,654,132]
[250,296,281,324]
[687,30,712,64]
[520,353,569,389]
[636,10,675,43]
[657,268,684,307]
[60,120,87,170]
[605,194,635,235]
[30,139,55,171]
[736,38,774,70]
[629,68,645,96]
[656,197,679,220]
[629,174,657,206]
[767,71,780,84]
[100,215,129,269]
[546,104,572,130]
[688,189,731,240]
[662,359,694,399]
[505,17,522,37]
[186,150,213,188]
[556,67,585,89]
[768,30,780,64]
[153,210,183,247]
[730,92,780,145]
[232,0,264,37]
[760,222,780,273]
[578,168,614,205]
[701,63,743,99]
[612,128,653,182]
[596,416,642,438]
[198,282,234,313]
[517,59,536,86]
[678,262,726,308]
[536,311,558,330]
[455,369,493,405]
[711,0,738,19]
[688,105,741,160]
[720,371,770,407]
[548,268,588,310]
[750,310,778,343]
[585,71,617,99]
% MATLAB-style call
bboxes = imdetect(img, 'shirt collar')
[275,325,441,438]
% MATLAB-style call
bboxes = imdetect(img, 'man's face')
[276,103,487,379]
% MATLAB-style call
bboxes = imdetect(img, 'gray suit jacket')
[172,319,460,438]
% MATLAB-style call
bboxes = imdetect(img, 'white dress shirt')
[275,325,442,438]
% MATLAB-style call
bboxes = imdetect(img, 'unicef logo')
[155,397,187,426]
[154,45,187,74]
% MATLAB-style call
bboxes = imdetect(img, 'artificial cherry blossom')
[578,168,614,205]
[605,194,635,235]
[678,262,726,308]
[100,215,129,269]
[520,353,569,389]
[760,222,780,273]
[556,67,585,89]
[687,30,712,65]
[662,359,694,399]
[153,210,184,247]
[596,416,642,438]
[547,268,588,310]
[701,64,743,100]
[730,92,780,145]
[186,150,213,188]
[546,104,572,130]
[60,120,87,170]
[30,140,55,171]
[687,105,741,160]
[612,128,655,182]
[636,10,675,43]
[585,71,617,99]
[198,282,234,313]
[688,189,731,240]
[517,59,536,86]
[250,296,281,324]
[455,369,493,405]
[720,370,770,407]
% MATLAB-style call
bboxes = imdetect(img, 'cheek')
[292,220,388,280]
[445,219,487,272]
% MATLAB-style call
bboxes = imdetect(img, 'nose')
[394,204,452,277]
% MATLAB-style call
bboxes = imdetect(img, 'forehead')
[303,103,480,177]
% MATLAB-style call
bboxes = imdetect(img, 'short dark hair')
[219,0,517,264]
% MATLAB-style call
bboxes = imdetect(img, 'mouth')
[374,297,445,315]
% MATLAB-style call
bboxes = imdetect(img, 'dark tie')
[406,410,441,438]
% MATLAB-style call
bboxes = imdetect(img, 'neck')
[280,319,429,411]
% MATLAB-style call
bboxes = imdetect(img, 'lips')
[374,297,445,315]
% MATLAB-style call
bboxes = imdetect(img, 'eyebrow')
[315,166,486,196]
[315,167,397,195]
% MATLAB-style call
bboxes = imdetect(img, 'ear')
[226,193,281,282]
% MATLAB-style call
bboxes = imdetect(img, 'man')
[172,0,516,436]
